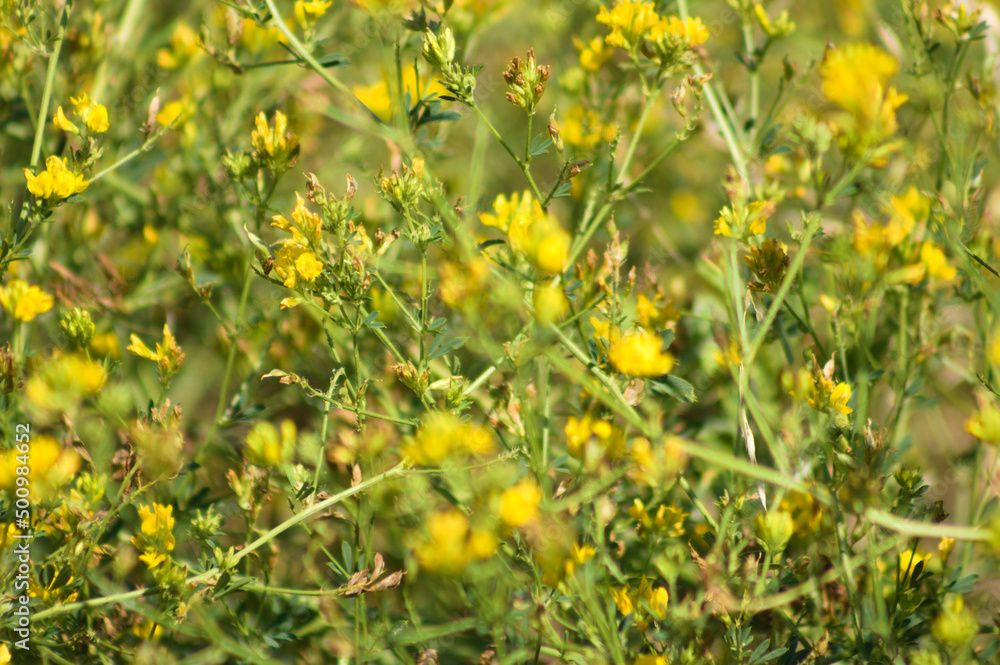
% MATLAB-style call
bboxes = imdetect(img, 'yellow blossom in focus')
[251,110,299,165]
[23,155,89,201]
[479,191,570,274]
[500,478,543,527]
[133,502,176,552]
[597,1,661,50]
[53,106,79,134]
[608,329,675,377]
[0,279,54,321]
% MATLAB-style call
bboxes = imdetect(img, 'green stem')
[471,104,544,202]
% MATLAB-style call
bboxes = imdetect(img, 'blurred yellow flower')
[965,401,1000,443]
[480,191,570,274]
[499,478,542,527]
[245,419,297,467]
[0,435,80,500]
[402,411,494,464]
[0,279,53,321]
[295,0,332,30]
[608,329,674,377]
[574,36,613,72]
[413,508,496,573]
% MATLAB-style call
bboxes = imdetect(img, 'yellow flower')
[560,104,617,150]
[597,1,661,51]
[0,279,54,321]
[897,548,931,587]
[652,15,709,47]
[245,419,297,467]
[156,23,201,69]
[23,155,89,200]
[755,509,794,553]
[134,503,176,552]
[294,0,332,29]
[0,643,9,665]
[0,436,80,500]
[572,543,596,564]
[533,282,569,326]
[156,99,193,127]
[128,323,186,384]
[829,382,853,414]
[139,550,167,570]
[479,191,570,274]
[965,402,1000,443]
[633,656,668,665]
[401,411,495,464]
[53,106,79,134]
[413,509,496,574]
[500,478,543,527]
[608,329,675,377]
[24,354,106,414]
[574,36,613,72]
[919,242,956,280]
[66,93,109,133]
[251,110,299,163]
[271,192,322,246]
[932,596,978,647]
[28,567,78,605]
[353,68,450,122]
[612,585,634,615]
[820,43,898,120]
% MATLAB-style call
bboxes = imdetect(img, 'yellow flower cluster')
[0,435,80,501]
[608,329,675,377]
[559,105,618,151]
[245,419,298,467]
[294,0,332,30]
[0,279,53,321]
[251,111,299,170]
[714,200,772,238]
[628,499,687,538]
[131,503,176,570]
[412,508,497,574]
[270,193,325,289]
[23,156,89,201]
[128,323,186,385]
[401,411,495,465]
[565,412,625,461]
[499,478,542,527]
[820,43,907,156]
[25,353,106,415]
[52,93,109,135]
[573,36,613,73]
[852,186,956,283]
[597,1,708,58]
[480,191,570,274]
[808,375,853,415]
[965,399,1000,444]
[612,576,669,630]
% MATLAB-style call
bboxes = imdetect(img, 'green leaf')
[427,335,467,360]
[650,375,697,403]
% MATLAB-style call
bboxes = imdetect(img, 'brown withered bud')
[569,160,591,177]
